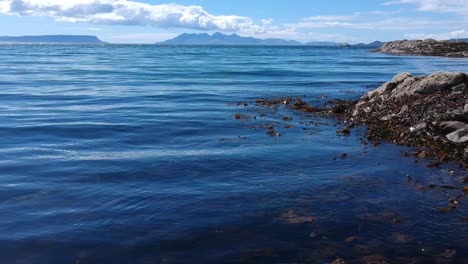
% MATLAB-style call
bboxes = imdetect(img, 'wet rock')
[439,207,450,214]
[439,121,468,135]
[446,128,468,144]
[390,232,414,243]
[337,127,351,136]
[280,210,317,224]
[344,236,360,243]
[331,258,346,264]
[362,254,388,264]
[267,129,281,137]
[439,249,456,259]
[410,123,427,133]
[451,83,467,93]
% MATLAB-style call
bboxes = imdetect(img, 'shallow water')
[0,44,467,263]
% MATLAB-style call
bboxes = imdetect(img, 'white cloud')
[404,29,468,40]
[302,15,354,21]
[384,0,468,15]
[288,17,458,31]
[0,0,266,33]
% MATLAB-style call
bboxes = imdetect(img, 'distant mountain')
[352,41,386,48]
[157,32,302,46]
[0,35,105,43]
[305,41,339,46]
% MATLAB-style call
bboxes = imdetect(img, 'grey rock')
[412,72,465,94]
[392,72,413,84]
[451,83,467,93]
[399,105,409,115]
[350,71,468,164]
[449,109,468,123]
[370,72,466,99]
[440,121,468,135]
[367,73,412,98]
[410,123,427,133]
[446,128,468,143]
[375,39,468,58]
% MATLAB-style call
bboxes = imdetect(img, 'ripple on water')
[0,45,467,263]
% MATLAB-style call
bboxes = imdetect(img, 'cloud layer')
[0,0,266,33]
[404,29,468,40]
[385,0,468,14]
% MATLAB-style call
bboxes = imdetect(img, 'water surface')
[0,45,467,263]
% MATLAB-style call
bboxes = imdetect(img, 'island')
[352,41,386,48]
[156,32,302,46]
[374,39,468,57]
[0,35,105,44]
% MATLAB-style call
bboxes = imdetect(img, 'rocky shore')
[340,72,468,167]
[374,39,468,57]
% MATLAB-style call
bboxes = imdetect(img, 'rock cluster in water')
[341,72,468,167]
[374,39,468,57]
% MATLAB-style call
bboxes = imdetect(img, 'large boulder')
[411,72,465,94]
[365,72,466,99]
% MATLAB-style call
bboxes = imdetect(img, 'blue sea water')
[0,44,467,263]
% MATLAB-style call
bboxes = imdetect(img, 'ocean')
[0,44,467,263]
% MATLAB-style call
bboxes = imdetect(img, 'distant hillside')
[0,35,105,43]
[352,41,386,48]
[157,32,302,46]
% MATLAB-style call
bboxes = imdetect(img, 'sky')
[0,0,467,43]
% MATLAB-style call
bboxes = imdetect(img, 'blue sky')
[0,0,467,43]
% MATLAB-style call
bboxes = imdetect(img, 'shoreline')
[374,39,468,58]
[252,72,468,168]
[334,72,467,168]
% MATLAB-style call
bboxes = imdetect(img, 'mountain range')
[0,35,105,43]
[158,33,390,47]
[157,32,303,46]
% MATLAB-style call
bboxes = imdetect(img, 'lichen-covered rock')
[375,39,468,58]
